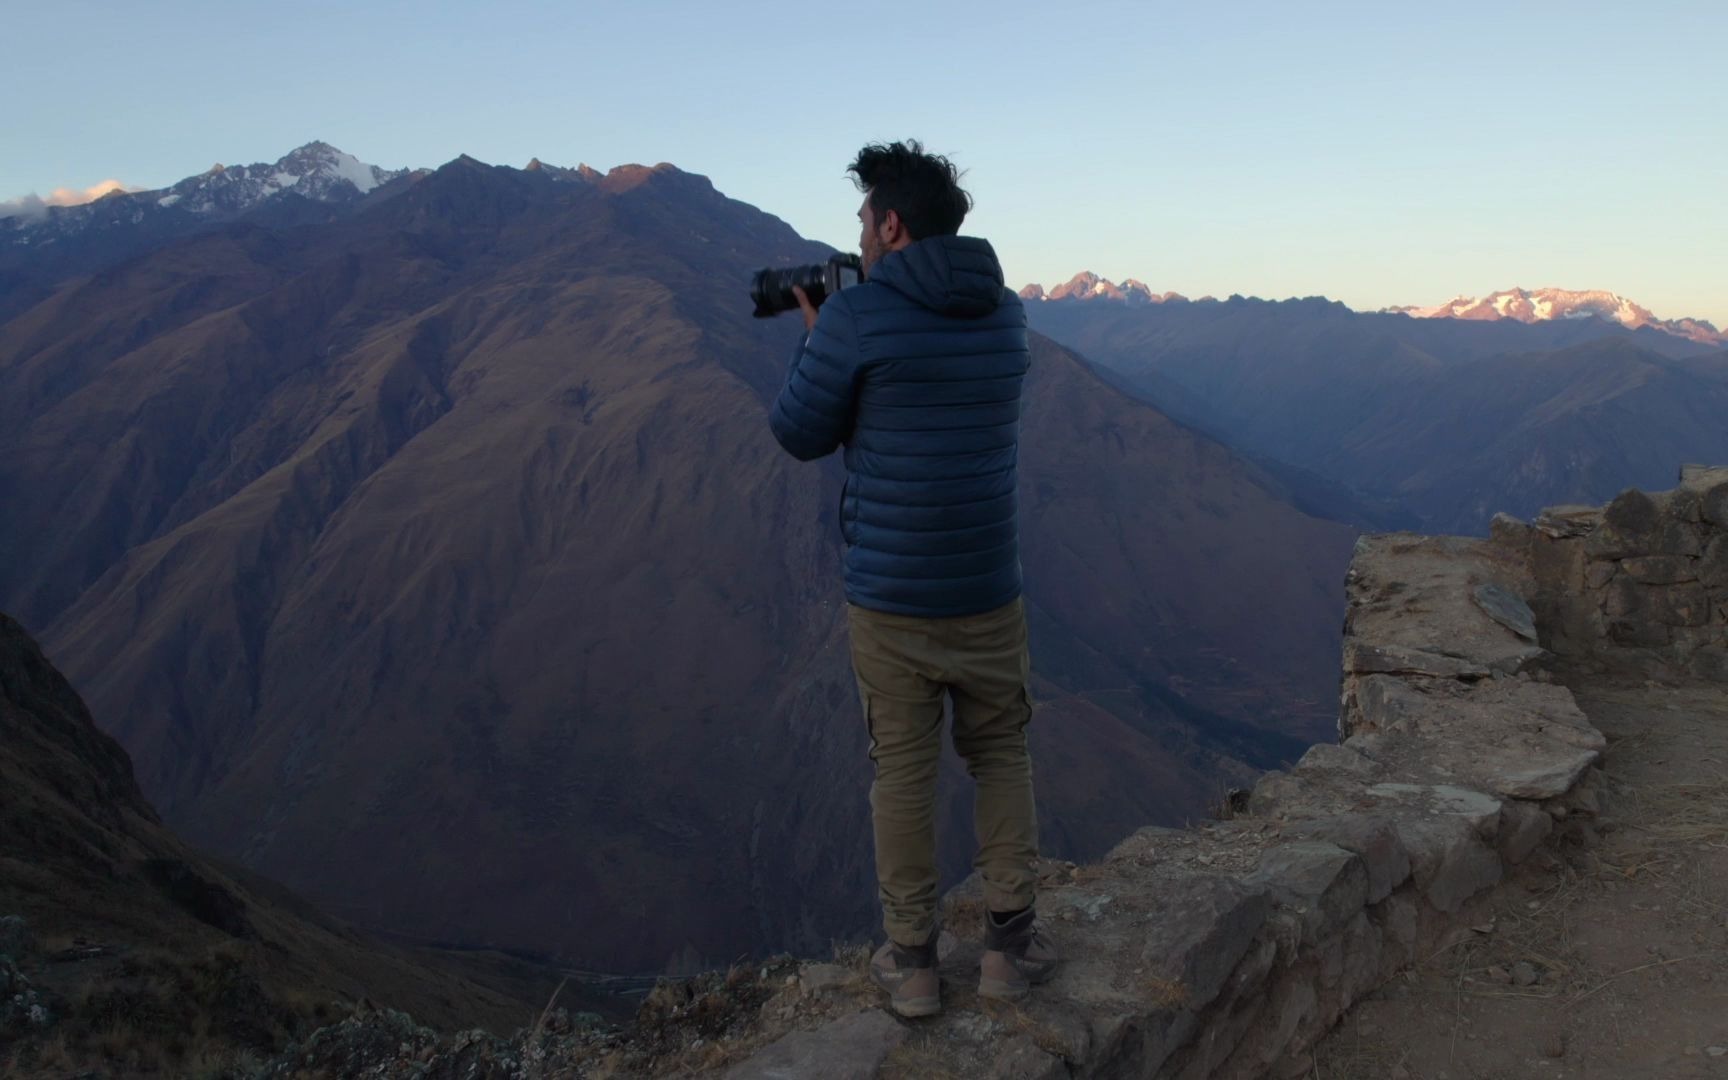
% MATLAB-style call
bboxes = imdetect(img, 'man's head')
[848,140,972,276]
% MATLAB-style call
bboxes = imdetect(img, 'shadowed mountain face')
[1025,297,1728,534]
[0,610,572,1071]
[0,156,1355,971]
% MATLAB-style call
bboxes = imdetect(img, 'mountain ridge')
[1021,273,1723,347]
[1,148,1356,971]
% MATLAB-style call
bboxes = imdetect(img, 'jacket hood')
[866,235,1006,318]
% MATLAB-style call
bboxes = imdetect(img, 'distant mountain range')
[0,143,1355,973]
[1389,287,1725,346]
[1022,274,1726,347]
[1025,294,1728,534]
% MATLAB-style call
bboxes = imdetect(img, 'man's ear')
[881,208,904,243]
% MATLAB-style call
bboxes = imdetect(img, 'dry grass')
[880,1035,968,1080]
[1312,1013,1421,1079]
[832,940,872,973]
[1619,778,1728,848]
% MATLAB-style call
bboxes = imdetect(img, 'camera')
[750,253,863,318]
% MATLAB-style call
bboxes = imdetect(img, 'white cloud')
[0,178,141,220]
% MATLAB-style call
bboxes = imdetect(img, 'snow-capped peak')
[169,141,405,213]
[1395,287,1724,345]
[1023,272,1187,305]
[272,140,389,195]
[0,142,409,240]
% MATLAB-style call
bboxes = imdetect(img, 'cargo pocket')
[860,688,883,763]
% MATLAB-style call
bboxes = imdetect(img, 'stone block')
[1497,800,1554,863]
[1604,488,1660,537]
[1289,816,1411,903]
[725,1010,907,1080]
[1679,464,1728,490]
[1699,535,1728,589]
[1388,815,1503,913]
[1606,580,1712,626]
[1620,555,1699,584]
[1344,642,1488,679]
[1533,534,1589,596]
[1214,980,1316,1079]
[1689,648,1728,683]
[1016,1000,1093,1063]
[1136,876,1272,1015]
[1293,743,1383,779]
[1472,583,1539,642]
[1484,749,1601,800]
[1367,892,1419,969]
[1367,783,1503,839]
[1654,520,1706,557]
[1533,505,1602,539]
[1703,482,1728,527]
[1488,513,1532,549]
[1583,526,1634,560]
[1336,909,1387,1003]
[1248,842,1370,946]
[1354,678,1603,801]
[1670,625,1726,661]
[1170,994,1268,1080]
[989,1034,1069,1080]
[1609,620,1671,648]
[1221,937,1278,1000]
[1585,560,1618,589]
[1665,488,1705,524]
[1092,1008,1196,1078]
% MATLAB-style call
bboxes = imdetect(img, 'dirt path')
[1312,678,1728,1079]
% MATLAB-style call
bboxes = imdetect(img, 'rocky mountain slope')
[0,149,1357,973]
[0,611,574,1076]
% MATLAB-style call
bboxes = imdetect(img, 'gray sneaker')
[870,937,940,1017]
[978,908,1058,1001]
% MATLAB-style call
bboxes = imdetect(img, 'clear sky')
[6,0,1725,325]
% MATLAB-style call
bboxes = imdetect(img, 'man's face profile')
[859,195,882,277]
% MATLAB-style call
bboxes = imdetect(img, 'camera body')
[750,253,863,319]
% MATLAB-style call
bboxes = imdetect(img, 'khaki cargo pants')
[847,596,1039,948]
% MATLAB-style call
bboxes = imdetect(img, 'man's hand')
[792,286,820,332]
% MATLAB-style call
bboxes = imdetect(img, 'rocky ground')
[1313,676,1728,1079]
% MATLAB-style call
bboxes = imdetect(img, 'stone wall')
[1494,463,1728,683]
[729,472,1727,1079]
[1093,531,1604,1077]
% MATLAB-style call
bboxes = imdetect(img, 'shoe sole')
[872,970,941,1018]
[889,995,941,1018]
[977,976,1029,1002]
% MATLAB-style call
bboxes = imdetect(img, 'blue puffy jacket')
[769,234,1031,618]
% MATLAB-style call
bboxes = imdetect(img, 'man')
[767,140,1057,1018]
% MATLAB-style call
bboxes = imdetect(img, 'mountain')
[1026,294,1728,534]
[0,142,421,323]
[0,148,1356,973]
[1024,271,1186,305]
[0,610,577,1075]
[1022,274,1724,349]
[1390,286,1726,346]
[1,141,407,234]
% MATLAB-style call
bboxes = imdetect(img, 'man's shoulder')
[842,281,1027,323]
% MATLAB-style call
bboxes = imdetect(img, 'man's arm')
[768,291,862,462]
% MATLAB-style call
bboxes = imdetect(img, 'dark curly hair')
[847,140,972,241]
